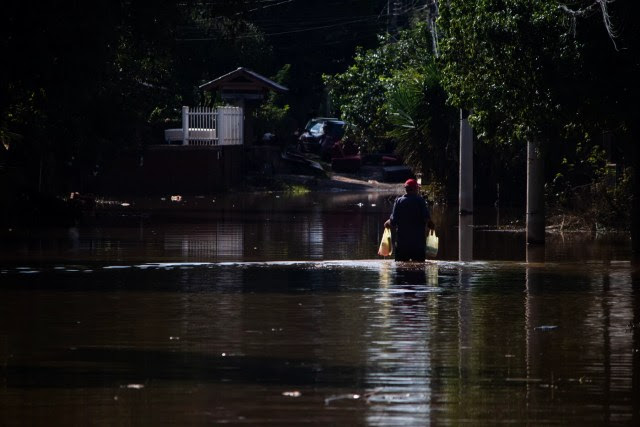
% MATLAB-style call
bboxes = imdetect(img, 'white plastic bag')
[378,228,393,257]
[426,229,439,257]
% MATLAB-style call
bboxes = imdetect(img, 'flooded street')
[1,192,638,425]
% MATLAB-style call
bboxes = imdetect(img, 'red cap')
[404,178,418,189]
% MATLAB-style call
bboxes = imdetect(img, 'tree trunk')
[527,139,545,245]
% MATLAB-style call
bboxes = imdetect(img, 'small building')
[199,67,289,147]
[200,67,288,104]
[101,68,288,195]
[165,67,288,147]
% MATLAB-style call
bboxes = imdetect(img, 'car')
[298,118,346,153]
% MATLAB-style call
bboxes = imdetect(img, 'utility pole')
[427,0,439,56]
[459,109,473,215]
[388,0,402,36]
[526,140,545,244]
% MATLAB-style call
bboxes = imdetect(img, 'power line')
[176,15,384,41]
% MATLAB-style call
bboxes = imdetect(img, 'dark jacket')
[389,193,431,253]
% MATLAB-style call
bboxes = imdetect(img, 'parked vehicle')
[298,118,346,153]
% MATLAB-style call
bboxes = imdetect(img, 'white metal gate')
[164,106,243,146]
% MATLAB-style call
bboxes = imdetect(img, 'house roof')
[199,67,289,94]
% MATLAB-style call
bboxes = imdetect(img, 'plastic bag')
[378,228,393,257]
[426,229,439,257]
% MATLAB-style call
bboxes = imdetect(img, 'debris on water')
[282,391,301,397]
[506,378,542,383]
[122,384,144,389]
[539,383,558,389]
[568,376,592,384]
[534,325,558,331]
[324,393,361,405]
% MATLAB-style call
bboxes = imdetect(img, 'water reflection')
[365,263,437,425]
[0,193,638,425]
[164,223,244,259]
[632,267,640,425]
[1,259,639,424]
[0,193,632,263]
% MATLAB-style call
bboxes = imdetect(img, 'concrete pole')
[526,139,545,244]
[459,109,473,215]
[459,214,473,262]
[182,106,189,146]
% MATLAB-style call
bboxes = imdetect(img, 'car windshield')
[308,122,324,136]
[304,119,345,138]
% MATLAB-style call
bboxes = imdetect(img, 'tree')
[438,0,584,243]
[439,1,580,145]
[386,64,457,195]
[564,0,640,254]
[324,22,436,152]
[439,0,640,250]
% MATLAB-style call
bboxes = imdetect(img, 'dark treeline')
[0,0,389,219]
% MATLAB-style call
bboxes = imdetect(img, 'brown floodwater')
[1,192,638,425]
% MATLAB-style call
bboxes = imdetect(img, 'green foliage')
[436,0,637,214]
[325,21,457,195]
[438,0,580,145]
[591,167,633,229]
[385,63,455,182]
[253,64,296,144]
[324,22,435,152]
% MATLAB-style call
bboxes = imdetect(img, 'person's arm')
[424,198,435,230]
[385,199,400,229]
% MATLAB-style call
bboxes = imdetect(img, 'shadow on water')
[2,346,367,389]
[0,192,638,425]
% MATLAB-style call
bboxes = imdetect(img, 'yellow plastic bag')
[378,228,393,257]
[426,229,439,257]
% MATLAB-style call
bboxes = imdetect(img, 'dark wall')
[99,146,244,195]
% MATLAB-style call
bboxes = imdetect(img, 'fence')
[164,106,243,146]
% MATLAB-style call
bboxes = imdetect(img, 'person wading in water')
[384,178,435,262]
